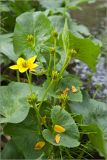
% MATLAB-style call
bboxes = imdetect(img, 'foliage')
[0,0,107,159]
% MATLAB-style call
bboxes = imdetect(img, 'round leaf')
[42,106,80,148]
[13,11,53,57]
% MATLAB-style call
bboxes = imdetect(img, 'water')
[71,0,107,102]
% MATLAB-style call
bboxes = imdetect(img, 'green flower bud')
[68,49,77,58]
[52,70,59,80]
[50,47,56,54]
[26,34,35,47]
[27,93,37,106]
[52,30,58,39]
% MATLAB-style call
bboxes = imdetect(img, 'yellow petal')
[71,85,77,93]
[34,141,45,150]
[54,125,65,133]
[9,65,18,70]
[29,63,38,70]
[18,66,28,73]
[55,134,61,144]
[27,56,37,64]
[17,57,25,65]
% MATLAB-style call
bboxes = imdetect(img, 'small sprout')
[54,124,65,133]
[71,85,77,93]
[55,134,61,144]
[34,141,45,150]
[9,56,38,73]
[50,47,56,54]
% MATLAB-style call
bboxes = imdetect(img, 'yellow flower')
[34,141,45,150]
[71,85,77,93]
[9,56,38,73]
[54,124,65,133]
[55,134,61,144]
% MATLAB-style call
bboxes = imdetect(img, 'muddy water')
[71,0,107,102]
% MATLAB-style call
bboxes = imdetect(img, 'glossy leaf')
[43,106,80,148]
[13,11,53,57]
[0,82,41,123]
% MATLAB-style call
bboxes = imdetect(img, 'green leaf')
[81,124,107,158]
[13,11,53,57]
[42,105,80,148]
[0,34,17,61]
[39,0,62,9]
[62,19,70,54]
[1,140,24,159]
[41,74,82,102]
[69,32,100,70]
[61,20,100,70]
[0,82,41,123]
[70,93,107,158]
[58,74,83,102]
[4,109,51,159]
[49,16,65,34]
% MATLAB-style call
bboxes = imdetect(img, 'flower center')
[22,61,28,68]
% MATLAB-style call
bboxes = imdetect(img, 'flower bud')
[52,70,59,80]
[52,30,58,39]
[26,34,35,47]
[50,47,56,54]
[27,93,37,106]
[68,49,77,58]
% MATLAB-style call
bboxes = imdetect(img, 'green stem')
[59,56,70,77]
[59,147,63,160]
[26,71,32,94]
[33,104,42,133]
[38,80,53,110]
[16,70,20,82]
[48,53,52,76]
[54,38,56,71]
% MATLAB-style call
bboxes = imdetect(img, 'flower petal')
[34,141,45,150]
[18,67,28,73]
[27,56,37,64]
[55,134,61,144]
[71,85,77,93]
[9,65,18,70]
[54,125,65,133]
[17,58,25,65]
[29,63,38,70]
